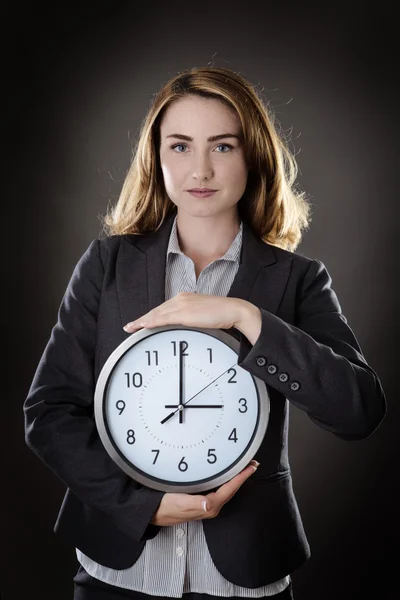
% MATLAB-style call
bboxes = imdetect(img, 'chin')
[183,206,227,218]
[173,195,239,218]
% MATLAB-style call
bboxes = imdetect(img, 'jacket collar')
[116,210,291,335]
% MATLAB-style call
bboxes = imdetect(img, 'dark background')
[4,2,398,599]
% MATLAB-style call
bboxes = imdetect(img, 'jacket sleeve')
[23,239,165,542]
[236,258,387,440]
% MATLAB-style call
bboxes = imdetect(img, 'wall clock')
[94,325,270,493]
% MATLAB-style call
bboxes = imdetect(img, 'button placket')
[169,524,188,595]
[175,523,187,557]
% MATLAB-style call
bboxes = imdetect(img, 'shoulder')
[94,233,143,264]
[97,233,148,249]
[267,242,322,274]
[266,244,336,301]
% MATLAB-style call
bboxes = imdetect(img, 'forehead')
[160,95,241,134]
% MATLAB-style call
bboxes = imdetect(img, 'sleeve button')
[256,357,267,367]
[290,381,301,391]
[278,373,289,383]
[267,364,277,374]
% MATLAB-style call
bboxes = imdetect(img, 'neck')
[176,210,241,263]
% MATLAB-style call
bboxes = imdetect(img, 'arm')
[23,239,165,542]
[234,259,386,441]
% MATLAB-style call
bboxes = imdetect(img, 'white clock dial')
[95,325,270,493]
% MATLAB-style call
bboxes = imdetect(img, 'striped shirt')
[76,214,291,596]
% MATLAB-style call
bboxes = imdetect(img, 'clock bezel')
[94,324,270,493]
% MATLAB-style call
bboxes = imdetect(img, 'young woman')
[24,66,386,600]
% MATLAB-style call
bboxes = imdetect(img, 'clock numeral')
[228,428,238,443]
[151,449,160,464]
[207,348,212,363]
[178,457,188,472]
[172,341,189,356]
[116,400,126,414]
[125,372,143,388]
[238,398,248,413]
[145,350,159,366]
[207,449,217,464]
[227,368,237,383]
[126,429,136,444]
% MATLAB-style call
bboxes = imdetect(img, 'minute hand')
[160,362,237,425]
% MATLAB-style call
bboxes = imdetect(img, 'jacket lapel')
[116,211,176,329]
[116,210,293,332]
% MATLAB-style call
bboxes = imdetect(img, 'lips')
[187,188,217,192]
[187,189,217,198]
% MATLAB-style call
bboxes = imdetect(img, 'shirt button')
[176,547,184,556]
[278,373,289,383]
[256,357,267,367]
[290,381,301,391]
[267,364,277,374]
[176,528,185,538]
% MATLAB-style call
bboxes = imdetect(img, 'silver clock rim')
[94,325,270,494]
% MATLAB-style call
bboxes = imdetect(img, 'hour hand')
[160,362,236,425]
[165,404,224,409]
[160,403,224,425]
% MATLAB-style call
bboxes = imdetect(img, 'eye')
[170,143,234,153]
[171,143,187,153]
[215,144,233,152]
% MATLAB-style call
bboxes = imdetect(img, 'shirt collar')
[166,214,243,263]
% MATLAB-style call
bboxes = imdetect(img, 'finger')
[213,462,258,506]
[134,306,179,329]
[184,462,259,517]
[180,493,212,514]
[123,319,147,331]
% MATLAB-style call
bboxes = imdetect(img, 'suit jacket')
[24,209,386,588]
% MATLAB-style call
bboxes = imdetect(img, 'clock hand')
[179,341,184,424]
[165,404,224,408]
[160,362,237,425]
[181,362,238,409]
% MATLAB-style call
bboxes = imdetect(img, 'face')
[158,95,248,220]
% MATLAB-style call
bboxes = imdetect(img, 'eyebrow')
[165,133,242,142]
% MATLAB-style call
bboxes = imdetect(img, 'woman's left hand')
[123,292,247,333]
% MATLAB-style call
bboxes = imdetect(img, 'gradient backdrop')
[4,2,398,599]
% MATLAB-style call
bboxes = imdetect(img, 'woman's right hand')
[150,460,259,526]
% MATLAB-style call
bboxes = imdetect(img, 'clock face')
[94,325,270,493]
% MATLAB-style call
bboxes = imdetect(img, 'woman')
[24,66,386,600]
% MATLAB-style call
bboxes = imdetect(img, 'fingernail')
[124,321,148,331]
[250,461,260,473]
[202,500,210,512]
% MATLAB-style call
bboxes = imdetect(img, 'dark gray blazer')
[24,209,386,587]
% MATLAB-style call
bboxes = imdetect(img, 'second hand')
[160,362,237,425]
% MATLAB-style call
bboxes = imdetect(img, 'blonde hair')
[100,66,312,251]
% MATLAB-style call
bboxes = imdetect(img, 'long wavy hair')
[100,66,312,251]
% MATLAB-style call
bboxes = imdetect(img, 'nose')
[192,153,214,182]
